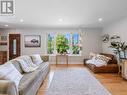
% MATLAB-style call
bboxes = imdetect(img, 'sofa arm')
[84,59,89,65]
[0,80,18,95]
[41,55,49,62]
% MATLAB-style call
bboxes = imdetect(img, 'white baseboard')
[49,61,83,64]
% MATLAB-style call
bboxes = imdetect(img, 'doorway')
[9,34,21,60]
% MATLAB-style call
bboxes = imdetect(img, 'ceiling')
[0,0,127,28]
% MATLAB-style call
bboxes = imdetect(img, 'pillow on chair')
[95,54,111,63]
[86,54,111,67]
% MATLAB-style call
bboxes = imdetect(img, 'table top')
[56,54,68,56]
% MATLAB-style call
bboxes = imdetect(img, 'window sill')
[48,54,82,57]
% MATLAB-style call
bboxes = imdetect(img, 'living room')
[0,0,127,95]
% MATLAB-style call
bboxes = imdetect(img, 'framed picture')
[102,34,109,43]
[24,35,41,47]
[0,36,7,41]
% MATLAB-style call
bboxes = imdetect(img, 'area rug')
[46,68,112,95]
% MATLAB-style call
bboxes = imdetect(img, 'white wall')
[102,17,127,54]
[0,28,102,64]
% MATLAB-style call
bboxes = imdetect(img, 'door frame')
[8,33,21,60]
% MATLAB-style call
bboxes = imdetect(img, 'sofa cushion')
[18,62,49,95]
[37,62,49,73]
[19,70,40,95]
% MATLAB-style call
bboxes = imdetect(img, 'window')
[47,33,54,54]
[47,33,82,55]
[72,33,80,54]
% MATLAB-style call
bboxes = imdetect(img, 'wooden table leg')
[67,55,68,66]
[56,55,57,65]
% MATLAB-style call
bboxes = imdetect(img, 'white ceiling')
[0,0,127,28]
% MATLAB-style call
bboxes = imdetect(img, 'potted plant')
[119,42,127,58]
[110,41,127,59]
[56,34,69,54]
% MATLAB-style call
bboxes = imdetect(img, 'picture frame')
[102,34,109,43]
[24,35,41,47]
[0,36,7,41]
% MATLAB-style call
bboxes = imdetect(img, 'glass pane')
[13,39,16,55]
[72,33,80,54]
[65,33,71,54]
[47,34,54,54]
[72,33,79,45]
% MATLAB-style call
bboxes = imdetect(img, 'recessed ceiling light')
[4,24,8,27]
[59,18,63,22]
[20,19,24,22]
[98,18,103,22]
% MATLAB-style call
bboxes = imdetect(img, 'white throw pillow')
[31,54,43,65]
[0,62,23,88]
[21,55,37,67]
[16,59,38,73]
[86,59,107,67]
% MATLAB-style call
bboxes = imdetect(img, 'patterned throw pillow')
[0,62,23,88]
[95,54,111,63]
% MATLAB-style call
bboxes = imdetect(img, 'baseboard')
[49,61,83,64]
[50,64,84,66]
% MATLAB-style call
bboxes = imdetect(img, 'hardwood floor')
[37,64,127,95]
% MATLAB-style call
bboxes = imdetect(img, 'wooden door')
[9,34,21,60]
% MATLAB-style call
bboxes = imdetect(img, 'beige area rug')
[46,68,112,95]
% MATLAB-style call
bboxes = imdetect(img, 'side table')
[56,54,68,65]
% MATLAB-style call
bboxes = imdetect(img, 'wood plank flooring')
[37,64,127,95]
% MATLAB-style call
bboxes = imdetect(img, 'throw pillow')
[86,59,107,67]
[95,54,111,63]
[21,55,37,67]
[0,62,23,88]
[16,59,38,73]
[31,54,43,65]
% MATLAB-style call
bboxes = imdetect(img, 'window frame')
[46,32,82,56]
